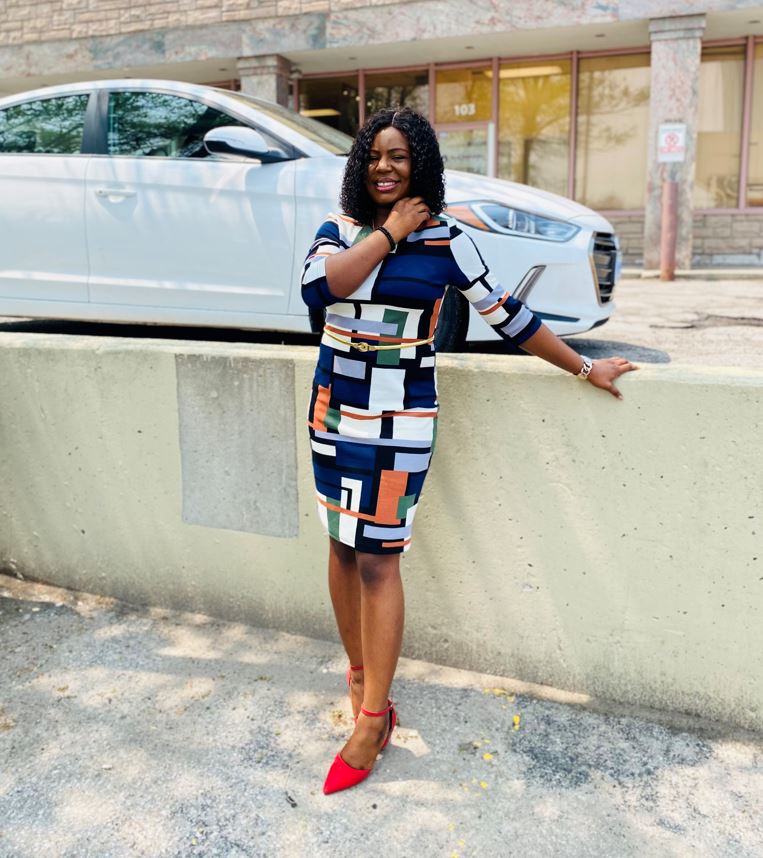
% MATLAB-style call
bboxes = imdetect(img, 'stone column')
[236,55,293,107]
[643,14,706,270]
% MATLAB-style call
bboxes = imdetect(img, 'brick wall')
[0,0,426,47]
[691,212,763,267]
[0,0,333,45]
[605,211,763,268]
[605,213,644,267]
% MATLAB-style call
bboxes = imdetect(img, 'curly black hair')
[339,107,446,226]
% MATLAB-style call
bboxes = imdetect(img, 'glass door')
[436,123,494,175]
[434,67,494,176]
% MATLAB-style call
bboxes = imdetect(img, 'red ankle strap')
[349,663,364,671]
[360,702,392,718]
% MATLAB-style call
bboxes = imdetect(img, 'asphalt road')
[564,277,763,369]
[1,277,761,368]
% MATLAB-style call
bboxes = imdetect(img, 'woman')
[301,108,637,795]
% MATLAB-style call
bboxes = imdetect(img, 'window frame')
[297,36,763,214]
[738,35,759,210]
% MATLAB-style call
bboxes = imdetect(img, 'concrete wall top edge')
[0,333,320,365]
[436,352,763,385]
[1,332,762,385]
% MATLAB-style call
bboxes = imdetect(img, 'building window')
[298,75,359,137]
[747,43,763,207]
[435,67,493,175]
[497,59,571,196]
[695,46,745,209]
[575,54,650,210]
[365,70,429,117]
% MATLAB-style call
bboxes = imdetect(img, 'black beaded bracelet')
[375,225,397,253]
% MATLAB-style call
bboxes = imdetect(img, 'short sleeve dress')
[301,212,542,554]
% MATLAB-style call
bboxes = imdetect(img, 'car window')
[0,94,90,155]
[107,91,286,159]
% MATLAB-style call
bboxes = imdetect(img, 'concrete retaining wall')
[0,334,761,730]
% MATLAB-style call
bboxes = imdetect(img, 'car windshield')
[219,90,353,155]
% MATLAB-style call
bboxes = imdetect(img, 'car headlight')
[448,201,581,243]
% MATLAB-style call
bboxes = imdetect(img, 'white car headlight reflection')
[448,201,581,243]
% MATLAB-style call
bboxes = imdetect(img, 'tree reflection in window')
[108,92,250,158]
[0,95,89,154]
[365,71,429,118]
[575,55,650,209]
[498,62,571,196]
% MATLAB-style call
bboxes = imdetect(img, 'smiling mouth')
[373,180,399,191]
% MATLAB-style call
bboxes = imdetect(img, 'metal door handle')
[95,188,136,199]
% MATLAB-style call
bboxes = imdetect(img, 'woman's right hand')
[385,197,431,242]
[324,198,430,300]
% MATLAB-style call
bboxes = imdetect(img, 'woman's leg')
[327,537,364,717]
[340,551,404,770]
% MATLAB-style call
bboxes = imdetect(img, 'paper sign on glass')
[658,123,687,163]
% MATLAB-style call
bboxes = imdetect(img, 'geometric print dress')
[301,212,542,554]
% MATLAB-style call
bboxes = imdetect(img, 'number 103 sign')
[453,103,477,118]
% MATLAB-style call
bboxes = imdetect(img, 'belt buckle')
[355,342,370,352]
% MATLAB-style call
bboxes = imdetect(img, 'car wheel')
[434,286,468,352]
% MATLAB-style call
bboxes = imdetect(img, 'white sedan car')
[0,79,620,349]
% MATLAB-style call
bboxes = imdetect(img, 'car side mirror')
[204,126,272,160]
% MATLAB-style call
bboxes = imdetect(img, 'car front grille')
[591,233,618,304]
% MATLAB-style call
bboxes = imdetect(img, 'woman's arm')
[519,323,585,374]
[445,225,638,399]
[323,228,397,300]
[324,197,430,299]
[520,323,638,400]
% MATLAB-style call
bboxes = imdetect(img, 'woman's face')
[366,126,412,209]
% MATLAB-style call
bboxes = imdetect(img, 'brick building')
[1,0,762,267]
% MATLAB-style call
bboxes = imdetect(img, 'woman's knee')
[356,553,400,588]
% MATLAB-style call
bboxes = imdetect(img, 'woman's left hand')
[587,357,639,400]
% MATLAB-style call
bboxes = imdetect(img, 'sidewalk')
[1,573,761,858]
[622,269,763,281]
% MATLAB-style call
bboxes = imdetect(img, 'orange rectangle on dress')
[428,298,443,339]
[374,469,408,525]
[382,539,412,549]
[312,384,330,432]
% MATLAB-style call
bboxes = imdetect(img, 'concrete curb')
[622,268,763,280]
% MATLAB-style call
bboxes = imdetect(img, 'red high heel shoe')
[346,663,363,722]
[323,700,397,795]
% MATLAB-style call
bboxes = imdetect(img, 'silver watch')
[576,355,593,380]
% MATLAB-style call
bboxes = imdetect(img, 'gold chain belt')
[322,328,435,352]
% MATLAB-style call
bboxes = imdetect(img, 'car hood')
[445,170,611,227]
[318,158,614,233]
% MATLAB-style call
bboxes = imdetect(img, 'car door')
[0,92,91,302]
[85,89,296,314]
